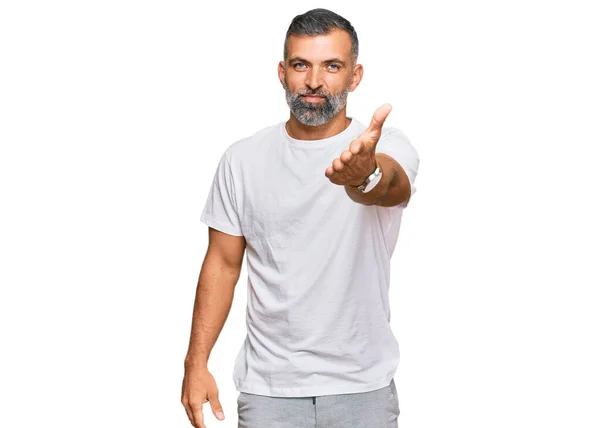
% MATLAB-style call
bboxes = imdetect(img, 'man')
[181,8,420,428]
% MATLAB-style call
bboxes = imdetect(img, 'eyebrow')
[288,56,346,66]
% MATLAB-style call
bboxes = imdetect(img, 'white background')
[1,0,599,427]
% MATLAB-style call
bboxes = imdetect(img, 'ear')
[278,61,285,87]
[348,63,364,93]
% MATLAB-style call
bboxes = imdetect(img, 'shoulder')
[378,126,418,151]
[380,126,411,143]
[377,126,420,163]
[222,122,282,166]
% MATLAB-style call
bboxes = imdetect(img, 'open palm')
[325,103,393,186]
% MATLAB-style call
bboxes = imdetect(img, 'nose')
[304,67,324,91]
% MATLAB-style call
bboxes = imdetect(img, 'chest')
[238,158,364,248]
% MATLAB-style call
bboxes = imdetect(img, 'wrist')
[184,354,208,369]
[353,162,381,192]
[352,160,378,186]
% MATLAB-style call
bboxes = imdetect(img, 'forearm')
[184,255,240,369]
[345,153,409,206]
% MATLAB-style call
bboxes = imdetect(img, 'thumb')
[209,393,225,421]
[367,103,393,136]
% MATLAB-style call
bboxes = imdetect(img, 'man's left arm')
[344,152,411,207]
[325,104,419,208]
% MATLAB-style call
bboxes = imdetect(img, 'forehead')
[286,29,353,61]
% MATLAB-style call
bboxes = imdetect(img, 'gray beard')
[283,80,350,126]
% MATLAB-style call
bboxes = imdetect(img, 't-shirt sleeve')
[200,151,244,236]
[376,128,420,208]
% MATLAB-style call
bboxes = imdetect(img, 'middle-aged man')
[182,8,420,428]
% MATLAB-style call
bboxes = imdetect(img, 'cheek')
[285,73,305,89]
[328,74,351,91]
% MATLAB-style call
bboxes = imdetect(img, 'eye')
[328,64,341,70]
[293,63,306,69]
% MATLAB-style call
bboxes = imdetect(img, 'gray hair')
[283,8,359,66]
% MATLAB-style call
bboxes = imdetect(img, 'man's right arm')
[184,226,246,369]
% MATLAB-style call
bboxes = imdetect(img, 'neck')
[285,108,350,141]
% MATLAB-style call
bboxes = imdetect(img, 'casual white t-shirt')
[200,117,420,397]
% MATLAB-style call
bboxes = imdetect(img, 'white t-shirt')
[200,117,420,397]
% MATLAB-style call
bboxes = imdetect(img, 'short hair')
[283,8,359,66]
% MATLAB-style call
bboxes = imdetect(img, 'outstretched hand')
[325,103,393,186]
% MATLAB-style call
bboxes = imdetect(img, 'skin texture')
[181,228,246,427]
[278,29,362,140]
[182,27,411,428]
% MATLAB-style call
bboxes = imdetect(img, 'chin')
[298,117,331,127]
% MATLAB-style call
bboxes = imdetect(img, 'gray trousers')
[237,378,400,428]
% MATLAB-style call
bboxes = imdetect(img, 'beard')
[283,79,351,126]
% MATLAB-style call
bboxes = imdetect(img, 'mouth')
[302,95,326,102]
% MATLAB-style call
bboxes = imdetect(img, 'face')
[279,28,363,126]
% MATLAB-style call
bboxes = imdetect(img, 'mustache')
[297,89,330,97]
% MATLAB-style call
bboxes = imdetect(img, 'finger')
[326,169,343,185]
[349,138,362,155]
[325,167,342,184]
[332,158,344,172]
[182,401,195,427]
[340,150,353,165]
[191,405,205,428]
[367,103,393,135]
[209,395,225,421]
